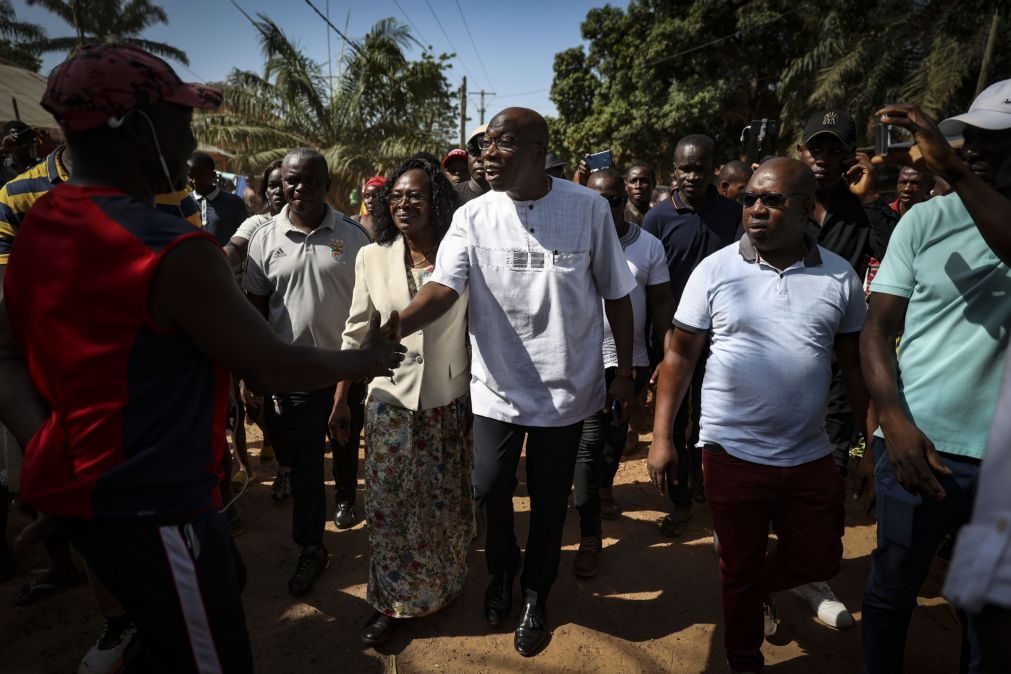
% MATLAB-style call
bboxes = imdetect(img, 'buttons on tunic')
[529,228,535,233]
[528,204,534,210]
[415,355,424,364]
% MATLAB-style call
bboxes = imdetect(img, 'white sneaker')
[78,619,137,673]
[763,597,780,637]
[790,581,854,629]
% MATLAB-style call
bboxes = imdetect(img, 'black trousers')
[472,415,582,602]
[574,368,649,537]
[271,386,336,547]
[63,510,252,674]
[667,358,706,506]
[330,382,366,506]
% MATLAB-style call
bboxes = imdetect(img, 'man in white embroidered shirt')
[396,108,637,657]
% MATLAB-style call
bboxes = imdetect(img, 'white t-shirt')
[674,236,866,467]
[602,224,669,368]
[431,178,637,427]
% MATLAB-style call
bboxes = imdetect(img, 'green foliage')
[549,0,1009,180]
[25,0,188,64]
[0,0,44,71]
[193,15,458,210]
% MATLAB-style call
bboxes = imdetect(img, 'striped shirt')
[0,146,201,264]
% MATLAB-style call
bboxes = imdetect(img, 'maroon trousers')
[703,448,845,672]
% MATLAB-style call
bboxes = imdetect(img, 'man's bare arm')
[150,238,403,394]
[397,281,459,336]
[861,292,949,500]
[646,282,675,352]
[0,266,47,448]
[647,327,708,494]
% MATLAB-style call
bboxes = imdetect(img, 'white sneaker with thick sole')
[790,581,854,629]
[78,619,137,673]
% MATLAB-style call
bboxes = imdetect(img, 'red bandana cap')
[41,43,223,134]
[364,176,387,189]
[441,148,467,167]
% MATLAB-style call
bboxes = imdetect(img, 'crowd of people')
[0,42,1009,674]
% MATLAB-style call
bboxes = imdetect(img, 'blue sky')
[13,0,627,120]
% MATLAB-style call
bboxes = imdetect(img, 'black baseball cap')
[803,110,856,148]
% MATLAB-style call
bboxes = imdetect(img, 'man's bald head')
[752,157,817,202]
[488,107,549,146]
[482,107,550,195]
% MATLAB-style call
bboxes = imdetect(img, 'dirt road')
[2,431,961,673]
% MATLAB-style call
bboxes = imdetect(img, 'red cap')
[41,43,222,134]
[364,176,387,189]
[441,148,467,167]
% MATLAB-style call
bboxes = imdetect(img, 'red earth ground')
[2,428,962,673]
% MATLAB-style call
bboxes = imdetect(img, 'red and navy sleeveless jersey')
[4,184,228,520]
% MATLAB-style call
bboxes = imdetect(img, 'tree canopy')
[0,0,45,71]
[26,0,188,64]
[194,15,458,206]
[548,0,1009,178]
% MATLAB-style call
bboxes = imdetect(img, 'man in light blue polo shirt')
[649,158,870,674]
[860,83,1011,674]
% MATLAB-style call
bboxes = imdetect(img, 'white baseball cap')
[939,79,1011,137]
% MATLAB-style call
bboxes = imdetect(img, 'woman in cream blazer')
[342,157,472,646]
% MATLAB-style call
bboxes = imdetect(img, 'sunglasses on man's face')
[740,191,806,209]
[601,193,628,208]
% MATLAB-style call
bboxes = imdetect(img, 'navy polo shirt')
[192,187,250,246]
[641,186,742,306]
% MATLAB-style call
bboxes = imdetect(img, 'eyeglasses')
[477,134,523,153]
[740,191,806,209]
[388,193,428,207]
[601,193,628,208]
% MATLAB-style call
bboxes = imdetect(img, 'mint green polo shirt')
[871,193,1011,459]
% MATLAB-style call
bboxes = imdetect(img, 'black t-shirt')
[455,179,488,205]
[805,181,877,275]
[864,199,901,261]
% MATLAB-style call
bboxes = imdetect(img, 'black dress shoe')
[334,501,357,529]
[514,596,549,657]
[361,611,397,646]
[484,571,514,626]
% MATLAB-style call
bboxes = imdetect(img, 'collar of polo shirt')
[739,231,822,267]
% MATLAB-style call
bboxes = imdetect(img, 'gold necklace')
[405,244,437,269]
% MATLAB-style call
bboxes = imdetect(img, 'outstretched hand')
[362,310,405,378]
[876,104,967,181]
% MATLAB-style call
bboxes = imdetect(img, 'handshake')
[360,310,407,378]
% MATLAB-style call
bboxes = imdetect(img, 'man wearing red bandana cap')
[1,44,404,672]
[441,148,470,185]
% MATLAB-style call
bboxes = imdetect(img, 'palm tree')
[778,0,1006,143]
[26,0,188,65]
[194,15,457,205]
[0,0,45,71]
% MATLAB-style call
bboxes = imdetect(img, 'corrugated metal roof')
[0,63,60,130]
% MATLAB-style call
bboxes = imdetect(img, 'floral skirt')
[364,394,474,618]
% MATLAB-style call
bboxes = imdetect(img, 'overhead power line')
[392,0,430,48]
[454,0,493,90]
[422,0,480,87]
[303,0,363,56]
[494,88,550,98]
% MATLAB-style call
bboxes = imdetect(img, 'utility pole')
[478,90,497,125]
[459,76,467,148]
[976,7,1002,96]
